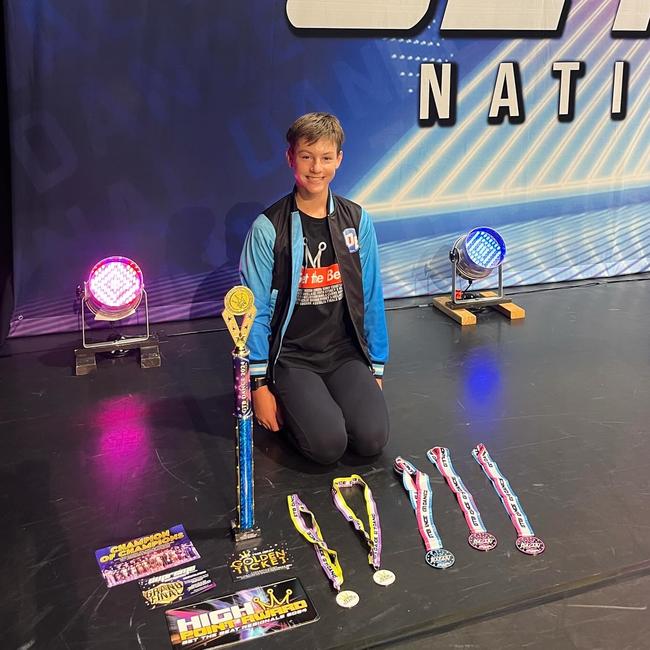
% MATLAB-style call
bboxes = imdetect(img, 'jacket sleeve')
[359,207,389,377]
[239,214,276,378]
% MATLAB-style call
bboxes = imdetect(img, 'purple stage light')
[76,255,160,374]
[85,256,144,321]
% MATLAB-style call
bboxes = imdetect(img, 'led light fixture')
[75,256,160,375]
[449,227,508,308]
[85,256,144,321]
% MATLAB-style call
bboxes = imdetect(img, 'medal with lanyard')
[287,494,360,608]
[427,447,498,552]
[331,475,396,587]
[393,457,455,569]
[472,444,545,556]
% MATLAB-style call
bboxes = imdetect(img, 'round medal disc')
[516,535,545,556]
[468,531,498,552]
[373,569,396,586]
[425,548,455,569]
[224,286,254,315]
[336,590,360,608]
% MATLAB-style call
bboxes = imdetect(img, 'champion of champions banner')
[6,0,649,336]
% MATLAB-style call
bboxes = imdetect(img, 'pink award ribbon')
[427,447,497,551]
[394,457,455,569]
[472,443,545,556]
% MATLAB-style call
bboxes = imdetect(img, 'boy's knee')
[307,436,348,465]
[352,421,389,457]
[354,435,388,458]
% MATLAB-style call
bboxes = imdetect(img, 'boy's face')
[287,137,343,197]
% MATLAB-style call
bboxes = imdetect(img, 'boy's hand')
[252,385,284,432]
[376,378,383,390]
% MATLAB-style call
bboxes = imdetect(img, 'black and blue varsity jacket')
[239,189,388,383]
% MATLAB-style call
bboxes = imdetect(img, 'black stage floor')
[2,276,650,650]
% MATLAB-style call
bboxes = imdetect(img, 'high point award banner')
[7,0,649,336]
[165,577,318,648]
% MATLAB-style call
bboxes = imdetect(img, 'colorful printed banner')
[165,578,318,648]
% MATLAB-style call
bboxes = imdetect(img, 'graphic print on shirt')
[297,237,344,306]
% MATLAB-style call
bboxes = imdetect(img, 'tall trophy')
[222,286,261,543]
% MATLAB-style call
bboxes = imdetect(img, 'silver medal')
[425,548,455,569]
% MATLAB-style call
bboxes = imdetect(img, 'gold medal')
[336,590,359,608]
[372,569,396,586]
[225,286,254,315]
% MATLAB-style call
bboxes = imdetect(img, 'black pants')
[272,359,390,465]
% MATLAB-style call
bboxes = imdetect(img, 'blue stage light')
[452,227,506,281]
[465,228,506,269]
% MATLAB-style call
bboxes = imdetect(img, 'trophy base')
[231,521,262,545]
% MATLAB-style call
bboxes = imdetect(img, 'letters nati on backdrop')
[418,60,615,126]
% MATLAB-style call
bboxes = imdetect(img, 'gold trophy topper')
[222,286,256,349]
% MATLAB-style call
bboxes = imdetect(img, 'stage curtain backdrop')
[5,0,649,337]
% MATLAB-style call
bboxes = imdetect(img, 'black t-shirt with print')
[279,210,364,373]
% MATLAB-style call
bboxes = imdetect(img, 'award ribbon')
[393,457,455,569]
[472,443,545,556]
[287,494,343,590]
[331,476,395,586]
[427,447,497,551]
[287,494,359,607]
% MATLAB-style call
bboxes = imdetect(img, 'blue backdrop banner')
[6,0,649,336]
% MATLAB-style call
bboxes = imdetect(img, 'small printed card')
[95,524,200,587]
[228,542,293,582]
[139,564,215,609]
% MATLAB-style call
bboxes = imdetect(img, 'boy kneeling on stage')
[240,112,389,465]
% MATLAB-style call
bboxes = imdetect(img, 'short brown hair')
[286,112,345,153]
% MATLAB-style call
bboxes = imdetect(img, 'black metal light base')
[74,333,161,375]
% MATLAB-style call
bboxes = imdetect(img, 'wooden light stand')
[432,261,525,326]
